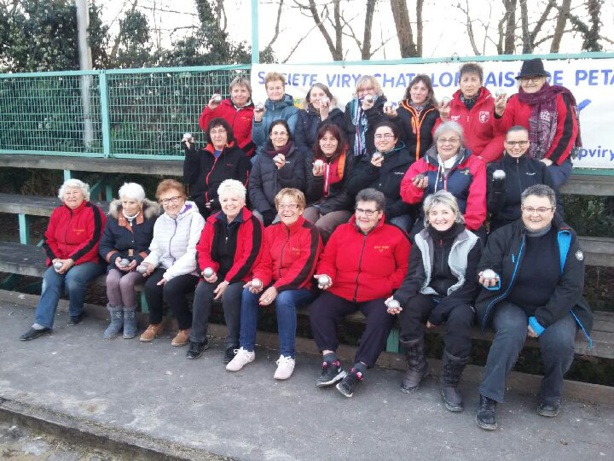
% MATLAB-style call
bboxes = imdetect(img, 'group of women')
[19,58,590,432]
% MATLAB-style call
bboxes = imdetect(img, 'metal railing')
[0,65,250,159]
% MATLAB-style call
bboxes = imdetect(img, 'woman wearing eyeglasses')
[347,121,414,231]
[487,126,559,232]
[400,121,487,241]
[226,188,322,380]
[343,75,388,157]
[138,180,205,345]
[493,59,581,187]
[249,119,308,226]
[309,188,411,398]
[475,184,592,431]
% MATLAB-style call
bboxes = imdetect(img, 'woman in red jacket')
[438,63,504,163]
[186,179,264,363]
[309,188,411,397]
[493,58,580,188]
[226,188,323,380]
[198,76,255,156]
[20,179,106,341]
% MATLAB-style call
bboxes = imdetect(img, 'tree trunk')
[362,0,376,59]
[390,0,418,57]
[551,0,571,52]
[502,0,517,54]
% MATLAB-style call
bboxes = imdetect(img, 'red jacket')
[195,208,264,284]
[400,146,487,231]
[43,201,106,266]
[252,216,323,291]
[199,99,256,156]
[316,216,411,302]
[435,87,505,163]
[493,92,578,165]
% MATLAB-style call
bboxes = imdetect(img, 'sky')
[98,0,614,63]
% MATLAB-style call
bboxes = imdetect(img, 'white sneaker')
[226,348,255,372]
[274,355,295,380]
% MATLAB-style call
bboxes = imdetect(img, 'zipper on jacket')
[278,225,291,280]
[352,234,368,301]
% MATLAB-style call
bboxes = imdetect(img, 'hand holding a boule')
[385,297,403,315]
[314,274,332,290]
[412,174,428,189]
[479,269,499,288]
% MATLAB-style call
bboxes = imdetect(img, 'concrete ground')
[0,300,613,461]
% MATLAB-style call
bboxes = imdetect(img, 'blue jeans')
[35,262,106,328]
[547,158,573,189]
[240,288,315,357]
[479,301,577,403]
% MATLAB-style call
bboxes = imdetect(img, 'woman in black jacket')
[346,121,414,231]
[249,119,309,226]
[303,124,353,242]
[182,117,251,218]
[475,184,593,431]
[487,125,560,232]
[295,83,345,159]
[386,74,439,161]
[387,190,481,412]
[98,183,160,339]
[343,75,388,158]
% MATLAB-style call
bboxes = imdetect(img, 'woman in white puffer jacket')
[138,179,205,346]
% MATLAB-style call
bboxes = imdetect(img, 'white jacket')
[143,201,205,281]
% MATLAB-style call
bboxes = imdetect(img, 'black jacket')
[487,154,560,231]
[99,199,160,271]
[394,223,481,326]
[476,217,593,336]
[249,142,308,214]
[305,149,354,215]
[393,102,439,161]
[294,106,345,158]
[343,96,388,157]
[346,143,413,220]
[183,142,251,217]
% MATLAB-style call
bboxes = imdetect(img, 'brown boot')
[171,329,190,347]
[139,323,164,342]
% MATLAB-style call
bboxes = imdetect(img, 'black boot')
[476,394,497,431]
[440,350,469,412]
[399,337,428,393]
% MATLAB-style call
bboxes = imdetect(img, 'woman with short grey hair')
[388,190,481,412]
[401,120,487,240]
[20,179,106,341]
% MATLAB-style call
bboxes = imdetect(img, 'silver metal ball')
[53,261,63,270]
[482,269,497,281]
[212,94,222,102]
[318,275,331,287]
[493,170,506,180]
[119,258,130,267]
[387,299,400,309]
[203,267,214,278]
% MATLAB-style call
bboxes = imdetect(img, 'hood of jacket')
[424,144,471,168]
[265,93,297,111]
[108,198,160,220]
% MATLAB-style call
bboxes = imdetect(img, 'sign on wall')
[252,60,614,169]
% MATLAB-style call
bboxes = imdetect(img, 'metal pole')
[251,0,259,64]
[76,0,94,149]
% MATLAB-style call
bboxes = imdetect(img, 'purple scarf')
[517,83,580,159]
[265,141,294,159]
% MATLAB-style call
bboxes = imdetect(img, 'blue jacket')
[99,199,160,271]
[252,94,300,148]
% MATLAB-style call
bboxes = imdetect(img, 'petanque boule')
[386,299,400,309]
[318,275,331,288]
[203,267,214,278]
[251,278,262,289]
[482,269,497,281]
[212,93,222,103]
[137,264,147,274]
[493,170,506,180]
[53,261,63,270]
[119,258,129,267]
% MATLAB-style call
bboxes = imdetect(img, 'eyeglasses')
[159,196,182,206]
[520,76,544,83]
[355,208,379,217]
[505,140,529,147]
[375,133,395,139]
[437,137,460,144]
[271,131,288,137]
[522,206,553,214]
[278,203,299,210]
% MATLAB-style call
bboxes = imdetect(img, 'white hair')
[118,182,146,203]
[217,179,246,201]
[58,179,90,202]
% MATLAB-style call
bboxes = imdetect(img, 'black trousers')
[398,292,474,358]
[144,269,199,330]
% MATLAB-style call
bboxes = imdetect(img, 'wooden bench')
[1,241,610,360]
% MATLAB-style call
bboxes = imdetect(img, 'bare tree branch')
[266,0,285,49]
[550,0,571,52]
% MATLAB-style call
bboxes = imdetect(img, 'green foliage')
[562,195,614,237]
[0,0,108,72]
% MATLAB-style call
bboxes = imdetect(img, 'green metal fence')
[0,65,250,159]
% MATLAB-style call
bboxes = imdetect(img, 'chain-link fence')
[0,65,250,158]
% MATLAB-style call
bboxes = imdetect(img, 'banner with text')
[252,60,614,169]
